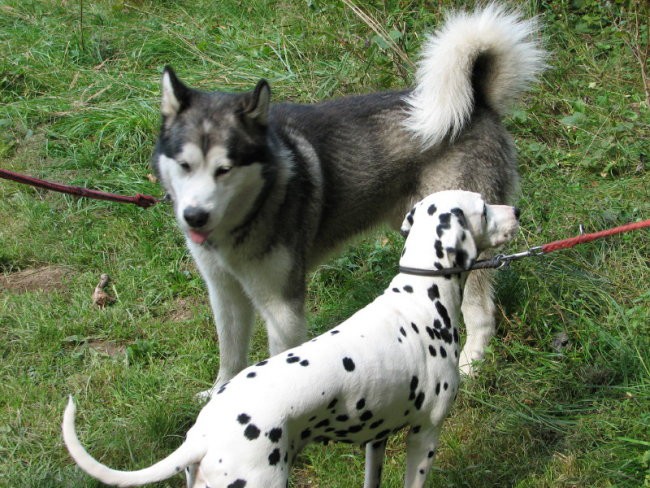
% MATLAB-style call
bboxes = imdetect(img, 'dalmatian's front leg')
[403,426,441,488]
[364,439,387,488]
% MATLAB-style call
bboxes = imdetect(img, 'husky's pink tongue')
[188,229,210,244]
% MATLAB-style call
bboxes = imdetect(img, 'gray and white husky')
[152,4,545,396]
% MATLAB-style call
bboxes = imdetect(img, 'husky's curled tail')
[405,3,546,148]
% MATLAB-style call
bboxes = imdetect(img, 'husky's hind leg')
[459,266,496,376]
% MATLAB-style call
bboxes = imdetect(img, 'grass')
[1,0,648,486]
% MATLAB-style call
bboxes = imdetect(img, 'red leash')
[401,219,650,276]
[540,219,650,253]
[0,168,159,208]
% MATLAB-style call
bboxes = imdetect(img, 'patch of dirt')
[87,340,125,357]
[0,265,73,293]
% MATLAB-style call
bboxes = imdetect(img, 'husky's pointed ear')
[400,206,416,238]
[242,79,271,126]
[161,66,191,117]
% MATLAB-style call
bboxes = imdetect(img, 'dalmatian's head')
[399,190,520,272]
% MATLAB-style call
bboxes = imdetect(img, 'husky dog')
[152,4,545,394]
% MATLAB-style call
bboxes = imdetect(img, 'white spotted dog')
[63,190,520,488]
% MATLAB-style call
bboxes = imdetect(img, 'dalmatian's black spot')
[246,372,256,378]
[227,480,247,488]
[398,337,403,343]
[360,410,373,421]
[450,207,467,227]
[419,469,425,475]
[453,248,470,269]
[410,376,419,392]
[425,326,435,340]
[330,330,340,335]
[244,424,261,440]
[286,356,300,364]
[255,360,268,367]
[342,357,356,372]
[433,319,442,330]
[300,359,310,366]
[435,302,452,328]
[427,284,440,301]
[348,424,364,433]
[439,346,447,358]
[268,448,281,466]
[370,419,384,429]
[436,213,451,237]
[403,285,413,293]
[237,413,250,425]
[427,204,437,215]
[315,419,330,429]
[301,429,311,439]
[399,327,407,337]
[444,382,449,391]
[428,450,435,458]
[413,425,421,434]
[175,466,181,472]
[392,287,400,293]
[216,382,229,395]
[435,239,444,259]
[375,429,391,440]
[407,209,415,223]
[356,398,366,410]
[327,398,338,409]
[453,328,459,343]
[336,414,349,422]
[404,410,410,416]
[268,428,282,443]
[439,328,453,344]
[435,382,441,395]
[414,392,425,410]
[428,345,437,357]
[335,430,349,437]
[411,322,419,333]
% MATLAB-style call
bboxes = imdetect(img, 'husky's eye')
[215,166,232,178]
[178,161,191,172]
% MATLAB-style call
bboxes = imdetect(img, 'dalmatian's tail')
[403,3,546,149]
[63,396,205,486]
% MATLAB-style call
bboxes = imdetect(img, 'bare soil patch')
[0,265,73,293]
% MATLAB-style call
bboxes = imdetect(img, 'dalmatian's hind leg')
[364,438,387,488]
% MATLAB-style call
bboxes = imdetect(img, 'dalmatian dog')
[63,190,520,487]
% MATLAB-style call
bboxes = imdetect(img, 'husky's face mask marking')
[154,67,272,245]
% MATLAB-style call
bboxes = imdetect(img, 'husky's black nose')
[184,207,209,228]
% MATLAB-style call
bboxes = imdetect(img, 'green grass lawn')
[1,1,648,486]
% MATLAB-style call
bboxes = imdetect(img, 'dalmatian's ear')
[400,206,416,238]
[439,208,478,270]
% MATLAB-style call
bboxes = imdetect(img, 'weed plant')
[0,1,648,486]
